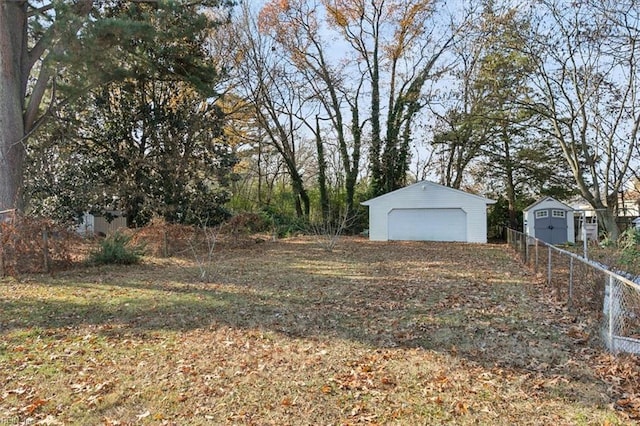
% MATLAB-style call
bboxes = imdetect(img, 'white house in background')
[361,181,495,243]
[571,191,640,218]
[523,197,575,245]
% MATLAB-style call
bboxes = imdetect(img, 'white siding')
[75,212,95,236]
[75,212,127,237]
[362,181,493,243]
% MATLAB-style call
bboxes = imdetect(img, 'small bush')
[225,212,268,241]
[89,232,145,265]
[618,228,640,266]
[259,207,308,238]
[600,233,617,248]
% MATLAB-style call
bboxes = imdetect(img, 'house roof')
[523,196,574,212]
[361,181,496,206]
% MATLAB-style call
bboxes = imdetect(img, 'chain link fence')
[507,228,640,355]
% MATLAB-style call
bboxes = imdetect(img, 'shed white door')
[387,208,467,241]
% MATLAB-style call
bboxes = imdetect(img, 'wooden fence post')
[42,227,50,273]
[163,229,169,257]
[0,234,4,277]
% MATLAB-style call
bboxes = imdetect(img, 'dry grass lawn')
[1,236,639,425]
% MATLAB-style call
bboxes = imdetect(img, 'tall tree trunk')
[315,117,329,221]
[369,39,382,196]
[597,209,619,242]
[290,175,309,218]
[0,2,27,211]
[345,103,362,217]
[503,154,518,229]
[500,130,518,229]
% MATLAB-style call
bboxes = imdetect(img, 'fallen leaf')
[25,397,47,415]
[136,410,150,420]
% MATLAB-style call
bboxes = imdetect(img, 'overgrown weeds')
[618,228,640,269]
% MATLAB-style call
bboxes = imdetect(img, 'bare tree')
[258,0,364,217]
[225,4,315,217]
[319,0,458,195]
[524,0,640,240]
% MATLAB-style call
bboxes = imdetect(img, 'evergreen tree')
[0,0,234,212]
[27,79,237,227]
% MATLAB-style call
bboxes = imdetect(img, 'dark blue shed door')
[534,209,568,244]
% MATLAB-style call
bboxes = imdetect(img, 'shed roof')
[523,196,574,213]
[361,181,496,206]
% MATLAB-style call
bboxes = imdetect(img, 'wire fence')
[0,211,79,276]
[0,209,16,276]
[507,228,640,355]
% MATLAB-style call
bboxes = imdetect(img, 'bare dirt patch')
[0,236,637,424]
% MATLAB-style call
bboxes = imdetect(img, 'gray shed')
[523,197,575,244]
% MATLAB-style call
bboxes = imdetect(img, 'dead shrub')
[0,215,78,275]
[222,212,267,243]
[130,217,195,257]
[130,214,270,259]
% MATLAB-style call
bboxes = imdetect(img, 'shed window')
[535,210,548,219]
[552,210,566,218]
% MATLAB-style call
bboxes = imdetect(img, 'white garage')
[361,181,495,243]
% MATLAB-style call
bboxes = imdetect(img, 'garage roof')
[361,181,496,206]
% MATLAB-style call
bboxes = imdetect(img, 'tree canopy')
[4,0,640,240]
[0,0,234,214]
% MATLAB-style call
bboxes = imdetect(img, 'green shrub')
[600,233,616,248]
[89,232,145,265]
[259,207,308,238]
[618,227,640,266]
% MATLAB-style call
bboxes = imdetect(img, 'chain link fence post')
[607,275,616,352]
[507,227,640,356]
[547,245,552,286]
[568,256,574,310]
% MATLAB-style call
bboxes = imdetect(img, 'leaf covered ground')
[1,236,639,425]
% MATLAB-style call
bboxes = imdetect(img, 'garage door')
[387,208,467,241]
